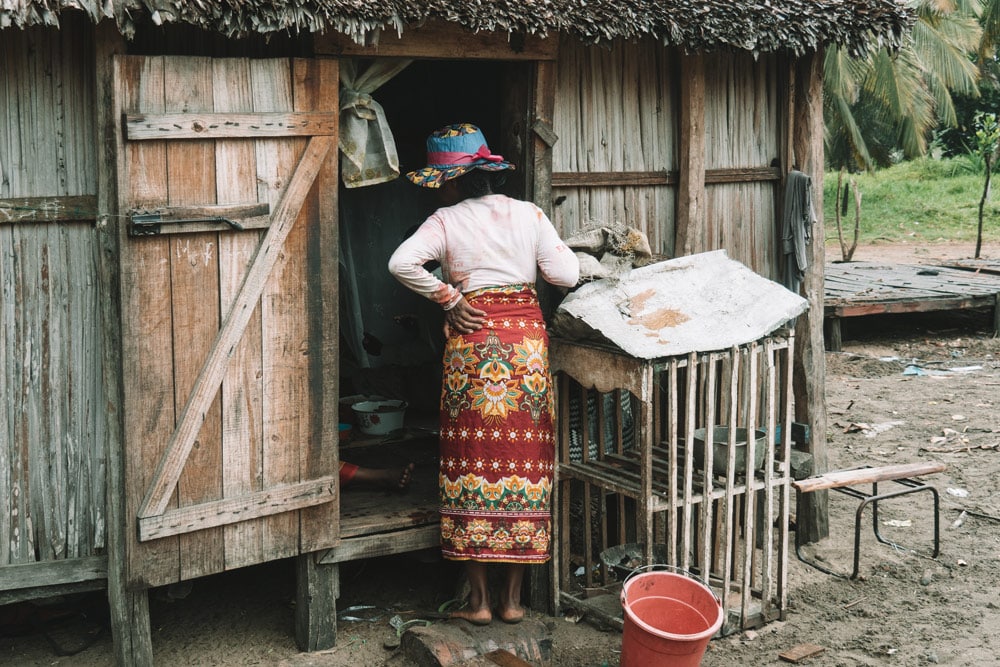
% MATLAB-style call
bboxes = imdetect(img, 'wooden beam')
[830,295,996,317]
[704,166,781,184]
[137,477,337,541]
[125,111,338,140]
[128,202,271,235]
[0,556,107,591]
[675,52,706,257]
[1,580,107,607]
[791,49,829,546]
[318,524,440,564]
[102,35,155,667]
[137,134,334,521]
[793,462,946,494]
[551,167,780,189]
[314,19,558,61]
[295,556,338,651]
[553,171,676,188]
[297,57,342,554]
[0,195,97,223]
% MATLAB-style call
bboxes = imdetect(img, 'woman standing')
[388,123,579,624]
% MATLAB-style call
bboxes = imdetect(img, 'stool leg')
[854,484,940,579]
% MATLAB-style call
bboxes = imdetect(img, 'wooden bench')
[792,462,946,579]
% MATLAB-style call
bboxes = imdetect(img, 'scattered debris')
[949,511,967,529]
[779,643,825,663]
[902,364,982,376]
[883,519,912,528]
[337,605,380,623]
[947,488,970,498]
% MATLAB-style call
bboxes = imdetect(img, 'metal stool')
[793,463,944,579]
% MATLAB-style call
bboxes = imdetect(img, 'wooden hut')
[0,1,912,664]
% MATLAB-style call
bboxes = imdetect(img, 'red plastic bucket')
[620,569,724,667]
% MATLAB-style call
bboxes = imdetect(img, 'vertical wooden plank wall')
[214,58,267,569]
[296,57,340,554]
[251,58,307,561]
[702,52,781,278]
[118,56,182,586]
[165,57,225,581]
[551,38,677,256]
[0,20,105,568]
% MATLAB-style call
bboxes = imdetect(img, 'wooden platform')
[936,258,1000,276]
[320,437,441,564]
[824,262,1000,350]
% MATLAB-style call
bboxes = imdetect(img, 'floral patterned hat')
[405,123,515,188]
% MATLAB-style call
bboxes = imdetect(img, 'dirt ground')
[3,242,999,667]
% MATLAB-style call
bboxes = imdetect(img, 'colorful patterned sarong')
[438,285,554,563]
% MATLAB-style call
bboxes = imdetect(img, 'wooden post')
[791,50,829,544]
[993,293,1000,338]
[530,57,559,613]
[675,52,706,257]
[95,19,154,667]
[295,555,339,651]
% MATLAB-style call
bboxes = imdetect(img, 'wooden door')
[113,55,339,587]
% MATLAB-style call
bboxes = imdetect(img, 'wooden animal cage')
[550,333,794,635]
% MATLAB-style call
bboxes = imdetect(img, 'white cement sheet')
[554,250,808,359]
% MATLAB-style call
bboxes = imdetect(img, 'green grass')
[822,157,1000,247]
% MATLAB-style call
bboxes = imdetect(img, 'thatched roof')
[2,1,913,56]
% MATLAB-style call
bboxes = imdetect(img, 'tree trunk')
[977,154,992,259]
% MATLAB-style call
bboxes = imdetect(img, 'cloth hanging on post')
[339,58,412,188]
[781,169,816,295]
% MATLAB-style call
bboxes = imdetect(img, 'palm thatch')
[1,0,913,56]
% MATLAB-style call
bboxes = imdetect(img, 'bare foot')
[350,462,415,492]
[449,605,493,626]
[373,462,414,491]
[496,602,524,624]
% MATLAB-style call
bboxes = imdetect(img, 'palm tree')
[825,0,982,171]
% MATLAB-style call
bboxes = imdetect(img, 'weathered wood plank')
[118,55,183,586]
[295,556,338,651]
[138,477,337,541]
[830,296,995,318]
[137,133,334,523]
[129,202,269,221]
[125,111,338,140]
[938,258,1000,276]
[165,56,225,581]
[551,167,779,189]
[1,579,107,607]
[791,49,828,546]
[318,524,440,564]
[793,462,946,494]
[0,555,107,590]
[214,57,267,571]
[675,52,705,257]
[296,57,341,554]
[104,41,154,667]
[553,171,676,187]
[0,195,97,223]
[315,19,558,60]
[253,58,304,560]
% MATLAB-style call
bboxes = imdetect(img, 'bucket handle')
[621,563,722,607]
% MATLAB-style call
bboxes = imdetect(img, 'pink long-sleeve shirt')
[388,194,580,309]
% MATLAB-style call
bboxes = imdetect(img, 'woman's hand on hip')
[444,297,487,336]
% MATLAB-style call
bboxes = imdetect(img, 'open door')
[113,55,340,587]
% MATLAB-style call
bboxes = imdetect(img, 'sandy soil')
[2,242,999,667]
